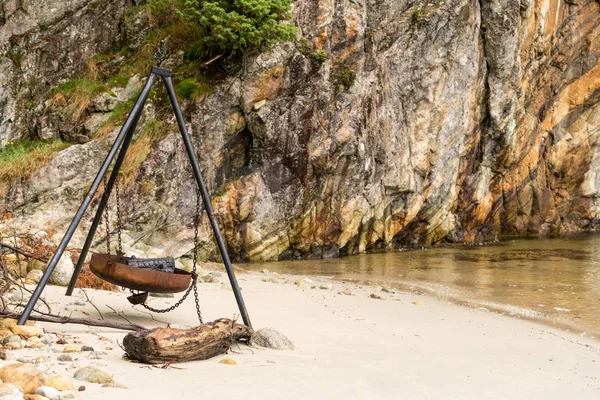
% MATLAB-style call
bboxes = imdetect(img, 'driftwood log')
[123,318,253,364]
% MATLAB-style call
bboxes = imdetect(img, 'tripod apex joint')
[16,65,252,328]
[154,39,167,67]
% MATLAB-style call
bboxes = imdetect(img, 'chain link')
[139,188,203,323]
[102,176,111,256]
[115,176,123,255]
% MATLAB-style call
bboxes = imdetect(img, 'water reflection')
[249,235,600,339]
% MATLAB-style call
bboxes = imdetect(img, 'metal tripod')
[17,53,251,328]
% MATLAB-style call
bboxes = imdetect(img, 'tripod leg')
[65,111,142,296]
[18,73,158,325]
[161,75,252,328]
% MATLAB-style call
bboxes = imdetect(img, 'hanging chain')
[140,188,203,323]
[115,176,124,255]
[102,176,111,256]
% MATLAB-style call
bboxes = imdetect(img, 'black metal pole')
[65,111,143,296]
[18,73,158,325]
[161,75,252,328]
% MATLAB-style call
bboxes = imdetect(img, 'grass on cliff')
[0,139,70,195]
[119,120,168,188]
[49,79,113,121]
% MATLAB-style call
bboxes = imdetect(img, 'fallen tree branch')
[0,242,48,262]
[123,318,253,364]
[0,311,146,331]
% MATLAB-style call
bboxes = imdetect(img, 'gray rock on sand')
[35,386,61,400]
[249,328,295,350]
[73,366,113,384]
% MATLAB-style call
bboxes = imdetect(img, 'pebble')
[35,386,60,400]
[369,293,383,300]
[16,356,35,364]
[101,382,127,389]
[319,284,333,290]
[0,362,46,394]
[3,343,21,351]
[62,347,79,354]
[209,272,222,277]
[87,352,102,360]
[340,289,354,296]
[260,269,269,273]
[98,337,111,342]
[0,349,7,361]
[80,346,94,352]
[46,375,76,392]
[218,358,237,365]
[249,328,295,350]
[73,366,113,384]
[34,357,49,365]
[9,325,43,338]
[2,336,20,345]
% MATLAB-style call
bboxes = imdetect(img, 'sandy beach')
[6,267,600,400]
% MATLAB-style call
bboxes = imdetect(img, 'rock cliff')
[1,0,600,261]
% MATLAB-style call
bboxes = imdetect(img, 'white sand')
[15,270,600,399]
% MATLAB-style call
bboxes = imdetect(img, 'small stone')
[218,358,237,365]
[0,363,46,394]
[77,386,85,392]
[3,342,21,350]
[294,278,313,289]
[260,269,269,274]
[73,366,113,384]
[201,274,219,283]
[209,272,222,277]
[0,349,7,360]
[91,92,120,112]
[57,355,73,362]
[249,328,295,350]
[340,289,353,296]
[2,336,20,345]
[98,337,111,342]
[80,346,94,352]
[62,346,79,353]
[101,382,127,389]
[25,270,44,284]
[46,376,75,392]
[10,325,43,339]
[0,382,23,396]
[369,293,383,300]
[319,284,333,290]
[35,386,60,400]
[253,99,267,110]
[34,357,49,365]
[16,356,35,364]
[411,301,422,306]
[25,338,45,349]
[87,352,102,360]
[61,393,76,399]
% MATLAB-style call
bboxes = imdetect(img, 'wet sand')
[14,268,600,400]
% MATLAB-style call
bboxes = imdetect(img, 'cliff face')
[0,0,130,144]
[1,0,600,261]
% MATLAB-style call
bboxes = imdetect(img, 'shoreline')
[3,267,600,399]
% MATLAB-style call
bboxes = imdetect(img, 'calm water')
[249,235,600,339]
